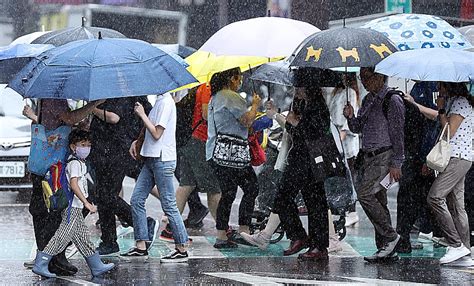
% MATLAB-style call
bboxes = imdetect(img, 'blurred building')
[1,0,473,47]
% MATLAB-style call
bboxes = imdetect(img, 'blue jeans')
[130,157,188,245]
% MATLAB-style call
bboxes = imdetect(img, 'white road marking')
[57,276,100,285]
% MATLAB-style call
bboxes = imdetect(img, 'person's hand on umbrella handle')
[252,93,262,107]
[22,105,35,120]
[134,102,145,117]
[130,140,138,160]
[343,103,354,119]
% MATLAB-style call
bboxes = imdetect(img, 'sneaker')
[383,234,400,256]
[344,211,360,227]
[418,232,433,241]
[445,255,474,267]
[23,258,35,269]
[120,247,148,258]
[240,232,270,250]
[439,244,471,264]
[228,231,256,247]
[65,244,79,259]
[184,219,204,229]
[160,248,189,263]
[147,217,160,250]
[159,225,174,243]
[213,238,238,249]
[364,251,400,263]
[116,225,134,237]
[96,242,120,256]
[328,234,343,253]
[186,207,209,226]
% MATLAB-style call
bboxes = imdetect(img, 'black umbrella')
[289,27,398,69]
[250,59,343,87]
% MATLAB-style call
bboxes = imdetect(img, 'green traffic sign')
[385,0,412,13]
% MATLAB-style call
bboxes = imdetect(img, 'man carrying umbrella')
[343,67,404,263]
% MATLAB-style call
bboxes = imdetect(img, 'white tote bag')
[426,124,451,173]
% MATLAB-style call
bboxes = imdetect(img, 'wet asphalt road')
[0,178,472,285]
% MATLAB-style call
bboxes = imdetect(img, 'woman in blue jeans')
[123,92,189,263]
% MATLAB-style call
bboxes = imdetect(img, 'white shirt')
[448,96,473,161]
[66,156,88,209]
[140,93,177,161]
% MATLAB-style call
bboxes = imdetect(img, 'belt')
[363,146,392,158]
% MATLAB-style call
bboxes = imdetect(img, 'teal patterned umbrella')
[362,14,472,50]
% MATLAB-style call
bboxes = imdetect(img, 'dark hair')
[440,82,473,106]
[68,129,91,147]
[210,67,241,95]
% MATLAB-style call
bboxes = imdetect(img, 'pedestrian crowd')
[21,62,474,279]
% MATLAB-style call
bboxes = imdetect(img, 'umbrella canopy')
[199,17,320,58]
[459,25,474,46]
[10,31,50,45]
[151,44,188,67]
[375,48,474,82]
[31,26,126,46]
[0,44,54,83]
[0,44,54,60]
[250,59,342,87]
[289,27,398,69]
[152,44,196,58]
[362,14,471,50]
[9,37,197,101]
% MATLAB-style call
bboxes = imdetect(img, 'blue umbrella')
[0,43,54,83]
[362,14,472,50]
[375,48,474,82]
[9,36,197,101]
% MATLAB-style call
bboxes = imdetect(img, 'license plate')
[0,161,25,178]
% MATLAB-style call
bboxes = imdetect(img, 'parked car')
[0,85,33,191]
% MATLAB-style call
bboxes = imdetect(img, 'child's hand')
[86,203,97,214]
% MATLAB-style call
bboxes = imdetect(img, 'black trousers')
[273,163,329,251]
[95,160,133,246]
[465,165,474,244]
[397,157,441,241]
[210,162,259,230]
[29,174,64,252]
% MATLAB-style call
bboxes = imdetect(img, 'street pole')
[218,0,228,28]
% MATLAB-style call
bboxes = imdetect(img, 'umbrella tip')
[98,31,102,39]
[82,16,86,27]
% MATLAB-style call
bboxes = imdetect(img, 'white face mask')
[75,146,91,160]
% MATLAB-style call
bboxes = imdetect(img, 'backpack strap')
[382,89,404,120]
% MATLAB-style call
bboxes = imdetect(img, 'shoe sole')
[160,257,189,263]
[364,255,400,263]
[159,237,175,243]
[444,258,474,267]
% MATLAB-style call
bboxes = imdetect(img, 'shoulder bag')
[426,123,451,173]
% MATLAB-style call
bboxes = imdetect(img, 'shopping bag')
[28,124,71,176]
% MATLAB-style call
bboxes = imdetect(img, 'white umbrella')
[10,31,50,45]
[375,48,474,82]
[199,17,320,58]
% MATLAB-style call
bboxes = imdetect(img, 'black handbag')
[305,133,346,182]
[210,103,251,169]
[212,133,251,168]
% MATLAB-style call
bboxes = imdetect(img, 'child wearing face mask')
[32,129,115,278]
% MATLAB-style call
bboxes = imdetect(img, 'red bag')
[248,132,266,166]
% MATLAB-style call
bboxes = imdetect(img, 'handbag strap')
[438,123,450,142]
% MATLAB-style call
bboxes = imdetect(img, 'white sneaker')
[445,255,474,267]
[240,232,270,250]
[116,225,134,237]
[418,232,433,241]
[439,244,471,264]
[65,244,79,259]
[345,212,359,227]
[328,234,343,253]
